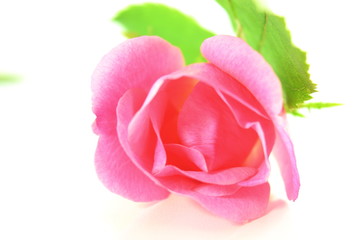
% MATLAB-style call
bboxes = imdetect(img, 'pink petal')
[121,77,197,173]
[216,92,275,157]
[158,173,242,197]
[95,134,169,202]
[156,165,256,185]
[178,82,259,171]
[236,141,270,187]
[273,124,300,200]
[201,36,300,200]
[92,36,184,135]
[147,78,198,172]
[201,35,283,116]
[193,183,241,197]
[158,173,270,222]
[149,64,273,187]
[96,88,169,201]
[156,174,241,197]
[216,93,276,187]
[193,183,270,223]
[123,106,159,171]
[116,88,160,174]
[156,63,268,120]
[164,144,208,172]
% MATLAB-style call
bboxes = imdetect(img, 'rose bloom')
[92,35,299,223]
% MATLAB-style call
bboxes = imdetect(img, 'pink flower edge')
[92,35,300,223]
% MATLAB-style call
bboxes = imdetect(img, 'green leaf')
[288,102,342,117]
[215,0,317,110]
[288,110,305,118]
[113,3,215,64]
[299,102,342,110]
[0,73,20,85]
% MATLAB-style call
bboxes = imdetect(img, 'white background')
[0,0,359,239]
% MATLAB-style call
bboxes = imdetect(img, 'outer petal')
[193,182,270,223]
[96,88,169,202]
[159,176,270,223]
[95,134,169,202]
[201,35,283,116]
[92,36,184,135]
[92,36,183,201]
[273,124,300,200]
[201,36,300,200]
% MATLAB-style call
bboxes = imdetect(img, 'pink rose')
[92,35,299,223]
